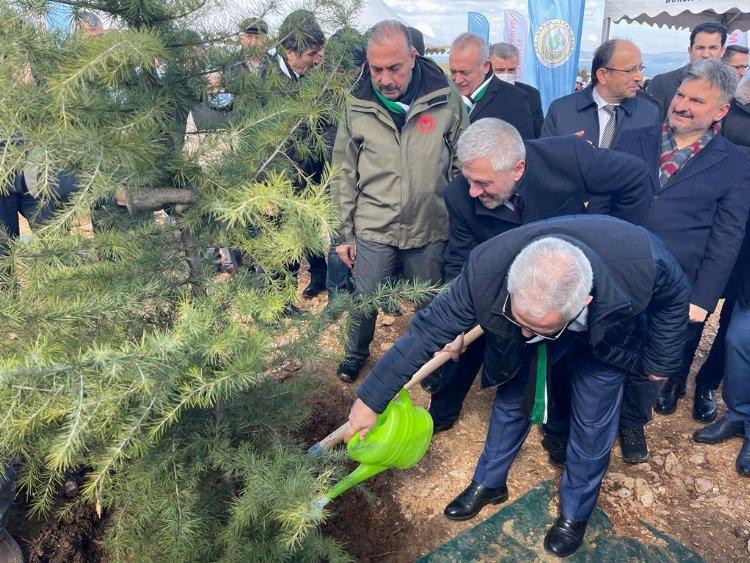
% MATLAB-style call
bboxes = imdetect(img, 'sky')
[382,0,693,54]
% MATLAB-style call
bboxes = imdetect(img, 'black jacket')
[358,215,690,413]
[646,65,687,122]
[615,125,750,312]
[723,98,750,153]
[442,135,654,279]
[515,81,544,138]
[541,85,659,146]
[469,75,535,139]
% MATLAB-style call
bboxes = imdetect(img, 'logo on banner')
[534,19,575,68]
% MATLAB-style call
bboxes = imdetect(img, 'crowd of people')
[1,11,750,560]
[336,19,750,559]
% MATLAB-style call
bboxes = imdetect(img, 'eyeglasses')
[501,294,574,341]
[604,65,646,76]
[728,64,749,71]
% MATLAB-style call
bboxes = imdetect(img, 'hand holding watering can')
[309,326,483,507]
[344,331,470,442]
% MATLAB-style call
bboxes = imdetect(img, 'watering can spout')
[325,463,387,502]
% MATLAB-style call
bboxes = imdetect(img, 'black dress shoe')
[738,438,750,477]
[544,516,587,557]
[282,303,308,318]
[619,425,651,464]
[542,435,567,468]
[420,372,443,394]
[654,380,685,415]
[443,481,508,521]
[337,357,365,383]
[433,421,455,434]
[693,416,745,444]
[693,386,718,422]
[302,280,327,299]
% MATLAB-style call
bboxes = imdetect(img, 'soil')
[7,270,750,562]
[7,501,107,563]
[301,287,750,563]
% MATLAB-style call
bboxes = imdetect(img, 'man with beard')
[423,118,657,467]
[615,59,750,430]
[332,20,466,382]
[345,216,689,557]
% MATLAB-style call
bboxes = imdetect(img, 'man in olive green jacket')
[332,20,467,382]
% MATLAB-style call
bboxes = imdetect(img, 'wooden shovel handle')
[308,325,484,456]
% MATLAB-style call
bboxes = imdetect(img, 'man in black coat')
[541,39,658,148]
[616,59,750,423]
[489,42,543,137]
[646,22,727,121]
[427,117,657,465]
[345,215,689,557]
[448,33,535,138]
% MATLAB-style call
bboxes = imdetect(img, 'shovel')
[309,325,484,506]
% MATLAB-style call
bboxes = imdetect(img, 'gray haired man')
[489,42,544,137]
[345,215,689,557]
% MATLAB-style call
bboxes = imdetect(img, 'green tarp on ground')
[419,481,704,562]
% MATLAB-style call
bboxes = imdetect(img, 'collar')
[591,86,619,110]
[577,85,635,115]
[461,74,493,109]
[372,62,422,115]
[276,53,300,80]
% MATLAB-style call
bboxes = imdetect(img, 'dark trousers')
[326,243,354,295]
[307,251,327,285]
[345,236,444,361]
[695,296,737,390]
[473,339,625,522]
[0,462,15,529]
[429,338,657,434]
[672,321,707,388]
[723,296,750,436]
[1,172,77,239]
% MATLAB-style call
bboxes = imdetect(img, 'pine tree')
[0,0,380,559]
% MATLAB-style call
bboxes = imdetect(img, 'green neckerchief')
[373,83,409,115]
[371,62,422,116]
[529,342,548,426]
[462,75,493,112]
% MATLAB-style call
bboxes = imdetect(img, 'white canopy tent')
[602,0,750,40]
[352,0,450,53]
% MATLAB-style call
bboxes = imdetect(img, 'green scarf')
[462,76,492,112]
[529,342,548,426]
[372,81,410,115]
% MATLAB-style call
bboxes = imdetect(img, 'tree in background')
[0,0,367,559]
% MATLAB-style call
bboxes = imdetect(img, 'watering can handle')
[307,325,485,457]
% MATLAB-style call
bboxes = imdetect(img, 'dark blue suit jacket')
[541,85,659,146]
[442,135,653,279]
[615,125,750,312]
[515,82,544,138]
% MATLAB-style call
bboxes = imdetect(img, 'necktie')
[509,193,524,220]
[599,104,619,148]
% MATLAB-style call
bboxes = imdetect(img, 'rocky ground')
[303,289,750,562]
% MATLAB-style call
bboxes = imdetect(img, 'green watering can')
[307,326,484,509]
[323,389,434,504]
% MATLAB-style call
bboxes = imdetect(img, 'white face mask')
[495,72,516,84]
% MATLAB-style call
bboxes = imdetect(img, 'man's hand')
[435,333,466,361]
[344,398,378,441]
[336,244,357,269]
[689,303,708,324]
[647,373,668,383]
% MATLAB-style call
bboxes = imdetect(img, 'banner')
[527,0,585,111]
[727,30,748,47]
[468,12,490,45]
[503,10,528,82]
